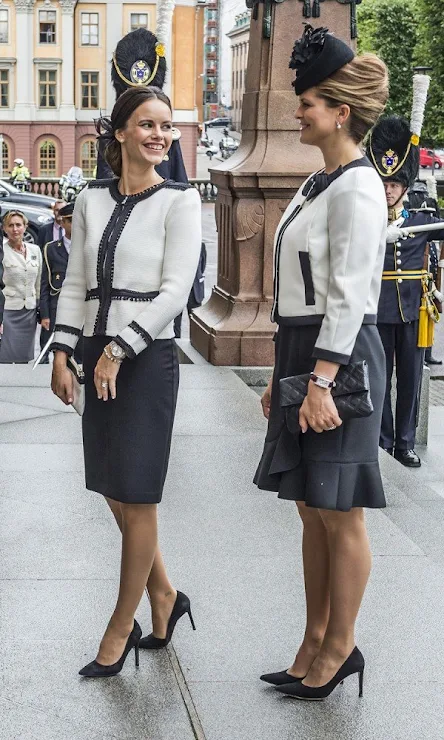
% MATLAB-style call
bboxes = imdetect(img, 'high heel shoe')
[260,670,305,686]
[275,646,365,701]
[79,620,142,678]
[139,591,196,650]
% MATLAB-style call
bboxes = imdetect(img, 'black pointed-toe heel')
[79,620,142,678]
[260,670,305,686]
[139,591,196,650]
[275,646,365,701]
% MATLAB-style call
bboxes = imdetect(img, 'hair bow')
[94,116,115,146]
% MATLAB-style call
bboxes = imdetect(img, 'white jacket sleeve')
[313,168,386,365]
[115,187,202,357]
[51,188,87,355]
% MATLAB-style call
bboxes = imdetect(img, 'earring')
[336,121,342,130]
[163,154,169,162]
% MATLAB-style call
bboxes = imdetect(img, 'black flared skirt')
[254,324,386,511]
[82,336,179,504]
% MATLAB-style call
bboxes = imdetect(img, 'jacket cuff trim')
[129,321,153,347]
[50,342,74,357]
[114,336,136,360]
[54,324,82,336]
[312,347,350,365]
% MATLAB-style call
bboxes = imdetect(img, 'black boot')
[380,447,393,456]
[394,449,421,468]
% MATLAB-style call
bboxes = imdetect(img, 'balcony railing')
[28,177,217,202]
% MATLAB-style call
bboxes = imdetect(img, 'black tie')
[59,226,63,241]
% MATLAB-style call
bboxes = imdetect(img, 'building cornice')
[13,0,35,14]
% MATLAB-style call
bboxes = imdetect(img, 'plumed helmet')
[366,116,419,189]
[111,28,167,99]
[14,158,24,166]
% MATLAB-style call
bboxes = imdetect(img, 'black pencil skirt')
[82,336,179,504]
[254,324,387,511]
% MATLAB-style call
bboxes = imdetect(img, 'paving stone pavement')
[1,362,444,740]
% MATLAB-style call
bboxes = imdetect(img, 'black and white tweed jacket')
[52,178,202,358]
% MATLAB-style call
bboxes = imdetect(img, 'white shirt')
[63,236,71,254]
[53,179,202,358]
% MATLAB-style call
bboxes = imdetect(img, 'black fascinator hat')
[111,28,167,98]
[289,25,355,96]
[366,116,419,188]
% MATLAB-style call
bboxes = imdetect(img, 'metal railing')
[26,177,217,202]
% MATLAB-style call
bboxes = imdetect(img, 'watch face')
[111,343,124,358]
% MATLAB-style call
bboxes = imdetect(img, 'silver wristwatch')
[309,372,336,389]
[104,340,126,363]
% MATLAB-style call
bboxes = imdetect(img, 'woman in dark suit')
[255,26,389,700]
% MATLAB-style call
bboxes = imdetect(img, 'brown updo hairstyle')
[97,86,172,177]
[2,210,28,229]
[315,53,389,144]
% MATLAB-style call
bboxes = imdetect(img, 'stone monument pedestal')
[191,0,353,365]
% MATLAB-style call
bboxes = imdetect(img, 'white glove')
[386,223,405,244]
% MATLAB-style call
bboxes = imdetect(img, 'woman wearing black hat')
[255,26,389,700]
[51,86,201,678]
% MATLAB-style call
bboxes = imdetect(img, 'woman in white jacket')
[0,210,41,363]
[51,87,201,678]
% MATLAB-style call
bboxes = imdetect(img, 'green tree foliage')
[357,0,444,146]
[413,0,444,146]
[357,0,418,119]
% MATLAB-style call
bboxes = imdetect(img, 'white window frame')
[38,9,57,45]
[129,11,150,32]
[80,70,99,110]
[37,67,58,109]
[80,12,99,47]
[0,8,9,44]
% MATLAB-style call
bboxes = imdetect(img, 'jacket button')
[398,278,403,284]
[397,268,402,273]
[397,259,402,265]
[396,251,401,256]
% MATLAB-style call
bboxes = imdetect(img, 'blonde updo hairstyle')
[2,210,28,229]
[315,53,389,144]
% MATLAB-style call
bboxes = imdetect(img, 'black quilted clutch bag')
[279,361,373,434]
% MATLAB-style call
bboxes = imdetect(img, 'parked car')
[203,117,232,129]
[0,200,53,243]
[0,179,56,209]
[419,148,443,169]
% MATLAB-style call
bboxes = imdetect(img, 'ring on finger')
[327,425,336,431]
[101,381,108,388]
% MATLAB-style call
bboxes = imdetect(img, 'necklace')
[11,241,26,256]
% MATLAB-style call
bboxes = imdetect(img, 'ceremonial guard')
[96,16,187,183]
[367,76,444,467]
[39,202,83,362]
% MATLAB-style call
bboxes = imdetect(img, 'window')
[81,12,98,45]
[1,140,9,175]
[39,140,57,176]
[39,70,57,108]
[81,139,96,178]
[0,9,8,43]
[130,13,148,31]
[39,10,56,44]
[0,69,9,107]
[81,72,99,109]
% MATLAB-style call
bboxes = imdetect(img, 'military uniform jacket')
[40,237,69,321]
[377,211,444,324]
